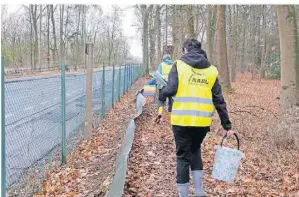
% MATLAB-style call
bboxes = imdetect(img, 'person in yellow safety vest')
[154,54,174,123]
[159,38,234,197]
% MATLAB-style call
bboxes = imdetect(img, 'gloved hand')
[224,129,235,137]
[137,88,144,95]
[155,115,162,124]
[168,112,171,122]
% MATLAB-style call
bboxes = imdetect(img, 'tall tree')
[30,5,38,70]
[29,6,33,69]
[255,6,262,78]
[149,8,156,70]
[260,5,267,78]
[140,4,153,75]
[240,6,249,73]
[216,5,231,89]
[39,5,42,71]
[75,6,81,70]
[186,5,196,38]
[47,5,50,68]
[155,5,162,62]
[50,5,57,62]
[206,5,213,61]
[277,5,297,109]
[60,5,64,60]
[172,5,180,60]
[291,6,299,105]
[229,5,238,82]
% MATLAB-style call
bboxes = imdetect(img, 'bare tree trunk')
[216,5,231,89]
[47,5,50,69]
[50,5,57,62]
[39,5,42,71]
[260,5,267,78]
[75,6,81,71]
[210,6,217,63]
[172,5,180,60]
[206,5,213,61]
[64,5,69,64]
[141,5,153,75]
[29,7,33,70]
[240,7,247,73]
[230,5,237,82]
[156,5,162,62]
[149,9,155,71]
[186,5,196,38]
[277,5,297,109]
[250,6,255,79]
[60,5,64,60]
[142,5,149,75]
[255,6,262,77]
[165,5,168,45]
[82,5,87,68]
[291,5,299,105]
[30,5,38,71]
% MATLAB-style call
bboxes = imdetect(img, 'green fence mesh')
[3,59,142,196]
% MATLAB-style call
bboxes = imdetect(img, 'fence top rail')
[4,65,139,84]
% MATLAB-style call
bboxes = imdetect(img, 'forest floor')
[123,73,299,197]
[30,73,299,197]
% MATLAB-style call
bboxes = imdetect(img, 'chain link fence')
[1,56,142,196]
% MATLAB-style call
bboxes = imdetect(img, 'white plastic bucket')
[212,134,244,183]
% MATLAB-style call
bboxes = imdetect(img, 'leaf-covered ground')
[33,77,148,197]
[124,74,299,197]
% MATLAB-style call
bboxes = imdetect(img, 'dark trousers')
[158,89,173,112]
[172,125,208,183]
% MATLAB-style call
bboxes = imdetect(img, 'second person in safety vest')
[154,54,174,123]
[160,39,234,197]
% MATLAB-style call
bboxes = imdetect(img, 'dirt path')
[124,74,299,197]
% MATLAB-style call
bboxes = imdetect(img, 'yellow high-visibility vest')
[161,62,172,81]
[171,60,218,127]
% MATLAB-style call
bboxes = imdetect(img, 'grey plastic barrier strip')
[107,91,145,197]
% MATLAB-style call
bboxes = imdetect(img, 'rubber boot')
[176,183,189,197]
[192,170,207,197]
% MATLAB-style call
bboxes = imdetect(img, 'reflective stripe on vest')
[171,110,213,117]
[173,97,213,104]
[171,60,218,127]
[161,62,172,81]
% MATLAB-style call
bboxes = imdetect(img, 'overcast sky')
[101,4,142,58]
[4,4,143,58]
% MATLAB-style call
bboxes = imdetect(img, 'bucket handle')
[220,133,240,150]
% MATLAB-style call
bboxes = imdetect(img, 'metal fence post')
[126,65,129,92]
[139,65,141,77]
[118,65,121,101]
[101,63,105,118]
[127,65,129,89]
[112,64,115,107]
[129,65,131,88]
[123,65,126,93]
[135,65,137,81]
[84,43,93,140]
[130,65,133,87]
[61,59,66,164]
[1,57,6,197]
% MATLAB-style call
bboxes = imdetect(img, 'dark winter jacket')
[160,48,232,131]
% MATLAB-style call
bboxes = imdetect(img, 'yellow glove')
[156,107,164,124]
[158,106,163,115]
